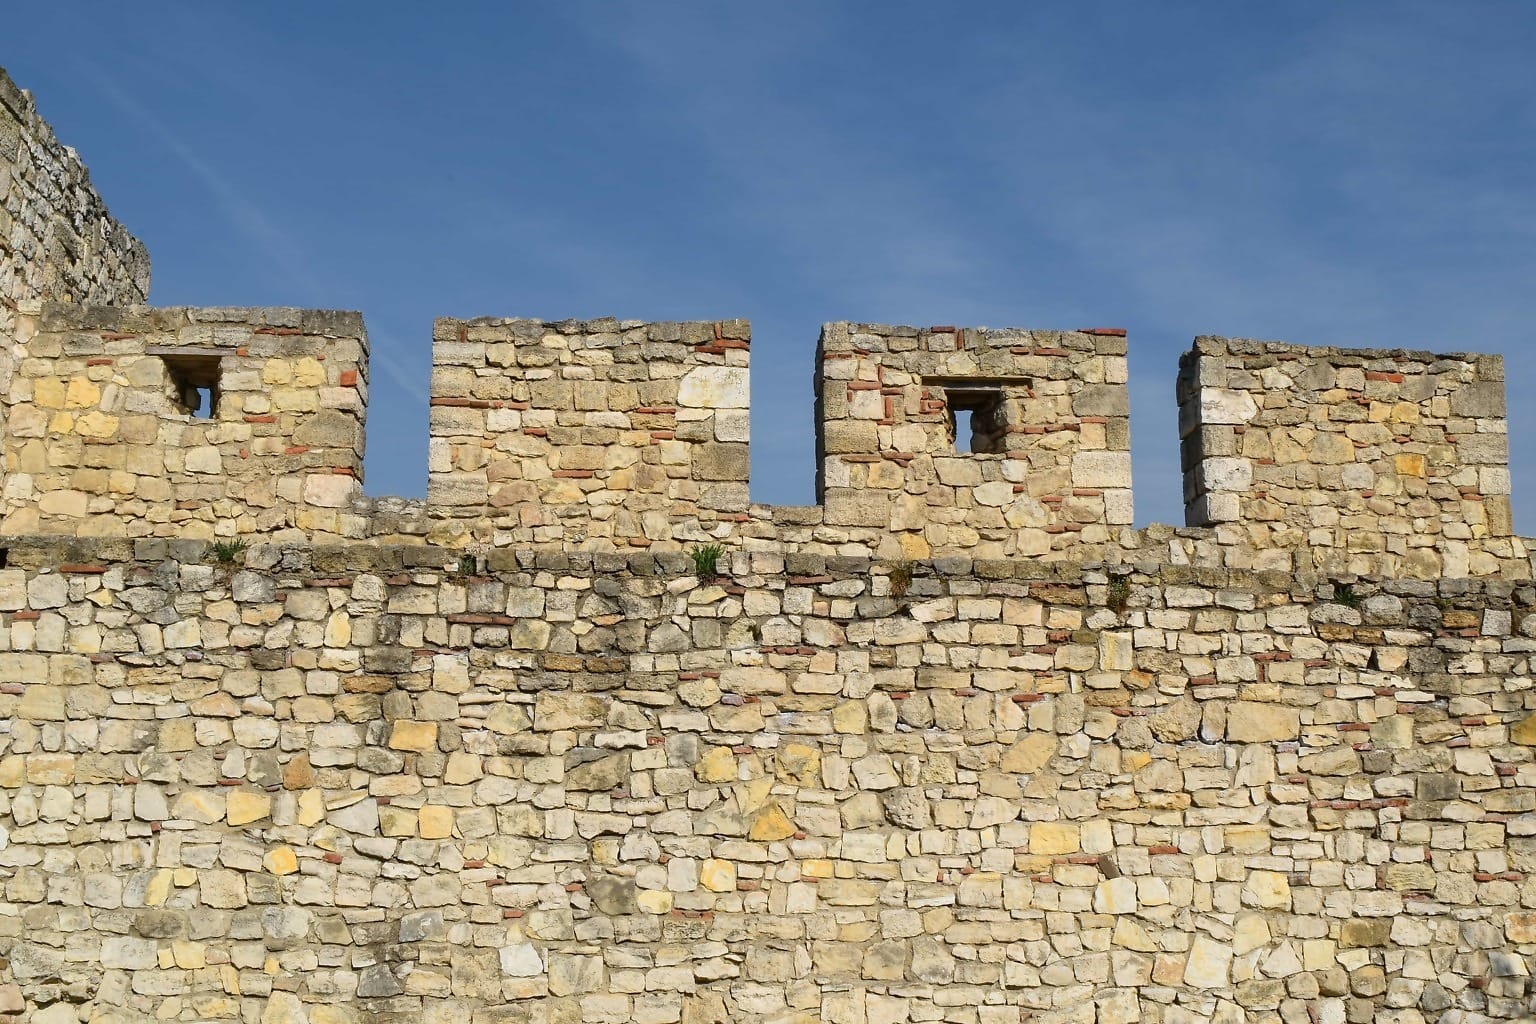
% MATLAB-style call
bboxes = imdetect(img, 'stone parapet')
[1179,337,1513,579]
[817,323,1132,562]
[426,316,750,549]
[1,65,151,491]
[0,303,368,541]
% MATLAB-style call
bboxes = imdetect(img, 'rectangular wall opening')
[150,348,229,420]
[954,408,976,452]
[925,376,1024,455]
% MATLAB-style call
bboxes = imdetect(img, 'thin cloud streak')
[77,62,431,412]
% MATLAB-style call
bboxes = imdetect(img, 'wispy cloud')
[75,61,431,411]
[77,63,315,294]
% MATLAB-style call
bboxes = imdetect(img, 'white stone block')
[677,366,749,409]
[1199,387,1259,425]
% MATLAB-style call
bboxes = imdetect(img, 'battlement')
[2,304,1528,578]
[1,303,368,540]
[817,322,1132,560]
[0,60,1529,582]
[1179,336,1511,578]
[426,316,750,548]
[9,63,1536,1024]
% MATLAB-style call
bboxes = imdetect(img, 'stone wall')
[0,303,368,542]
[1179,337,1515,579]
[817,324,1132,562]
[5,295,1533,581]
[0,540,1534,1022]
[1,67,150,486]
[8,60,1536,1024]
[426,317,750,549]
[0,69,149,327]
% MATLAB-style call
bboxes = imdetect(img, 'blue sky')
[8,2,1536,529]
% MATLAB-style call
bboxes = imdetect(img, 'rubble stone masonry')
[3,63,1536,1024]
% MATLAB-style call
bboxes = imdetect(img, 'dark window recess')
[154,351,226,419]
[937,383,1010,454]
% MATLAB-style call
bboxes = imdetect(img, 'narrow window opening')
[190,385,214,418]
[154,352,225,420]
[924,375,1026,454]
[954,408,976,453]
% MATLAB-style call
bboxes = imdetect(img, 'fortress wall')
[1,68,150,491]
[0,69,149,327]
[0,304,368,541]
[426,317,751,550]
[816,323,1132,562]
[1179,337,1514,579]
[8,59,1536,1024]
[0,541,1533,1021]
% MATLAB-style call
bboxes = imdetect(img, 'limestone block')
[1243,870,1291,909]
[227,789,271,826]
[1226,703,1300,742]
[694,442,749,481]
[390,720,439,753]
[303,473,357,508]
[1184,935,1232,988]
[1339,919,1390,948]
[1030,822,1079,855]
[1094,877,1137,914]
[101,935,158,969]
[1199,387,1259,425]
[996,729,1057,775]
[501,943,544,977]
[678,366,749,408]
[1071,451,1131,489]
[1197,457,1252,493]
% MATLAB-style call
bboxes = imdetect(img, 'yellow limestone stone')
[1184,936,1233,988]
[1001,733,1058,774]
[1113,918,1157,952]
[227,789,271,827]
[172,940,207,969]
[695,746,738,783]
[74,411,119,438]
[637,890,673,914]
[1243,870,1291,909]
[419,805,454,840]
[0,755,23,788]
[389,720,438,753]
[832,702,868,734]
[144,869,174,907]
[324,611,351,647]
[1029,822,1080,856]
[1510,713,1536,746]
[64,377,101,408]
[293,357,326,386]
[33,378,66,408]
[700,858,737,892]
[1506,912,1536,943]
[264,847,299,876]
[750,801,797,842]
[379,805,417,837]
[296,789,326,826]
[801,860,833,879]
[776,742,821,786]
